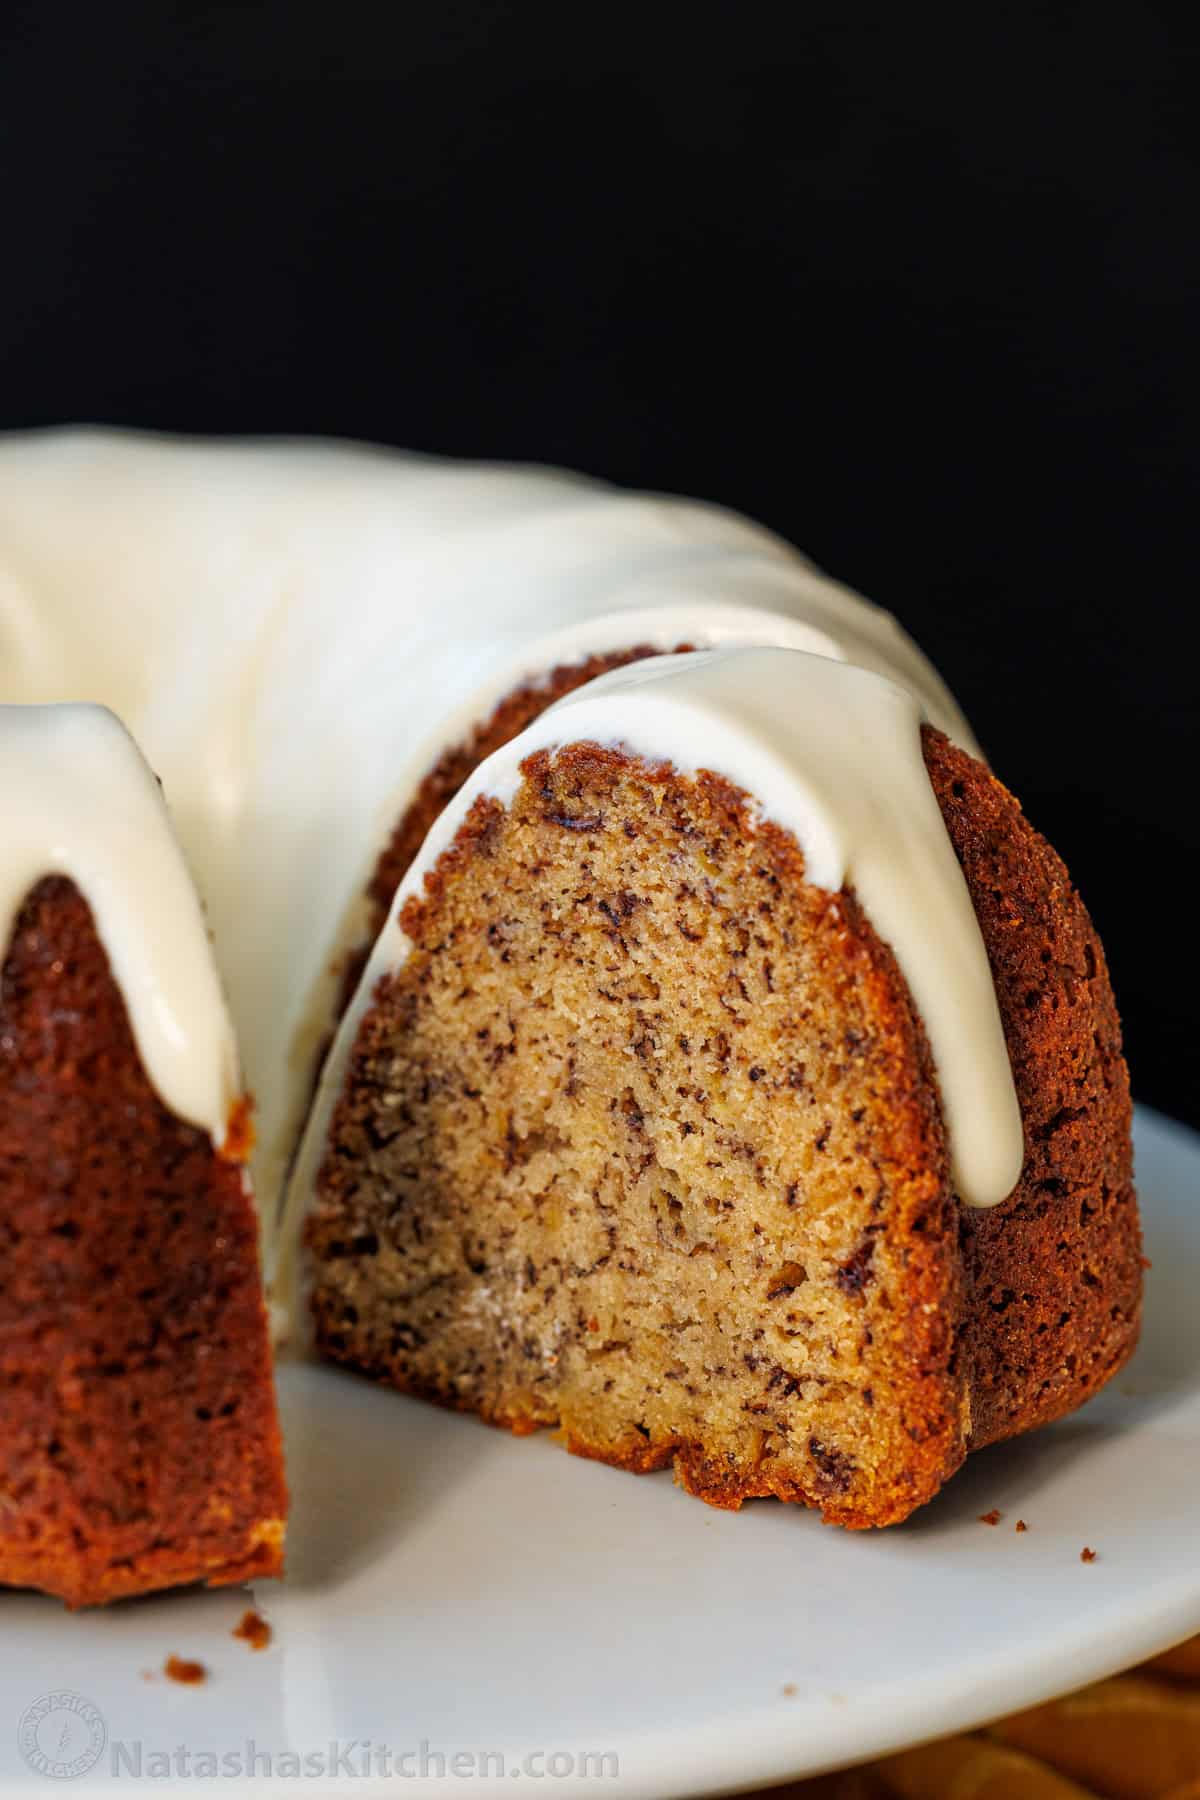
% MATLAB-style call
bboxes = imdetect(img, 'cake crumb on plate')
[164,1656,207,1685]
[233,1609,272,1651]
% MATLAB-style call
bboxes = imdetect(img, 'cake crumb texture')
[312,745,972,1525]
[311,718,1138,1524]
[369,649,688,923]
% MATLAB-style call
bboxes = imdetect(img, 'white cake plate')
[2,1105,1198,1798]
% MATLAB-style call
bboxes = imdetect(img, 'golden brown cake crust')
[0,878,287,1608]
[920,729,1141,1447]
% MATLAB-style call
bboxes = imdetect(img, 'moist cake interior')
[308,745,966,1524]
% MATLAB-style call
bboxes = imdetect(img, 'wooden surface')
[752,1636,1200,1799]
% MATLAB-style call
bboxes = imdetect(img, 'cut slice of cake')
[296,650,1140,1526]
[0,706,286,1606]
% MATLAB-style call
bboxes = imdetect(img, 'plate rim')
[2,1104,1198,1799]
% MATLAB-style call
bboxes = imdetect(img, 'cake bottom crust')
[0,1522,285,1612]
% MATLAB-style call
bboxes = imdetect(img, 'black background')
[2,5,1196,1126]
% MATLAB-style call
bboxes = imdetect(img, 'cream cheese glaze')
[0,703,240,1141]
[0,429,1019,1288]
[284,646,1023,1313]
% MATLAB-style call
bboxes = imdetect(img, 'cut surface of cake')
[295,653,1139,1526]
[0,430,1140,1557]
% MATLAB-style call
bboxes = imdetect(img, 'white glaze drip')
[0,429,982,1221]
[284,646,1021,1311]
[0,704,240,1140]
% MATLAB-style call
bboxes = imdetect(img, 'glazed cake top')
[0,429,1018,1239]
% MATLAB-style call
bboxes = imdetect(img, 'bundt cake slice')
[296,649,1140,1526]
[0,706,286,1606]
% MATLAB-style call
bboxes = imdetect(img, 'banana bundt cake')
[0,431,1140,1600]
